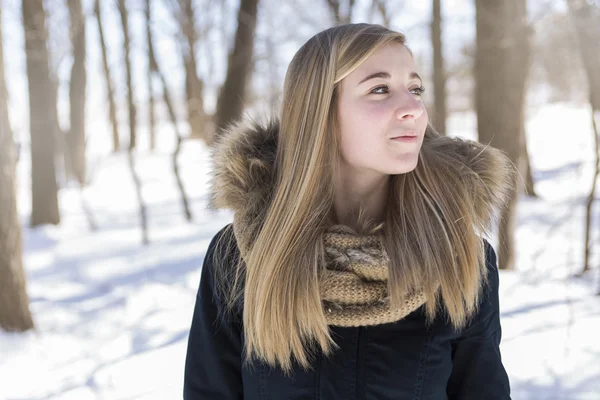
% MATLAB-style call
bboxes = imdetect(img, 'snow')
[1,103,599,399]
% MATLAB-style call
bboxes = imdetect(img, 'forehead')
[347,43,415,82]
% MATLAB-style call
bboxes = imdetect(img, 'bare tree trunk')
[582,108,599,275]
[567,0,600,111]
[118,0,137,150]
[179,0,206,141]
[67,0,86,185]
[567,0,600,274]
[43,6,68,185]
[328,0,342,24]
[51,77,66,186]
[78,186,97,231]
[371,0,391,27]
[119,0,148,244]
[214,0,260,139]
[0,9,35,332]
[145,0,156,151]
[147,3,193,221]
[184,60,205,139]
[327,0,355,24]
[264,8,280,110]
[23,0,60,226]
[431,0,447,135]
[523,133,537,196]
[348,0,356,22]
[165,80,193,221]
[94,0,120,152]
[127,150,148,244]
[475,0,531,270]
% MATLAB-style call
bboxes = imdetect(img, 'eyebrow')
[357,71,423,85]
[358,71,390,84]
[409,72,422,82]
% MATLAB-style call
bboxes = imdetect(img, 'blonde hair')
[221,24,502,374]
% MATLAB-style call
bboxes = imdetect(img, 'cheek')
[363,101,394,119]
[338,115,371,163]
[419,107,429,129]
[340,105,383,143]
[337,97,392,162]
[411,109,428,138]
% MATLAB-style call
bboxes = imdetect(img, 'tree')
[119,0,149,244]
[431,0,447,135]
[94,0,120,152]
[22,0,60,226]
[0,7,35,332]
[145,0,156,150]
[118,0,137,151]
[370,0,391,27]
[214,0,260,139]
[327,0,355,24]
[523,129,537,197]
[66,0,86,184]
[475,0,531,270]
[263,3,282,110]
[147,0,193,221]
[177,0,207,141]
[533,11,586,103]
[567,0,600,111]
[43,1,70,185]
[566,0,600,275]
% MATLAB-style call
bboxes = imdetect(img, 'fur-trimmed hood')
[210,118,515,256]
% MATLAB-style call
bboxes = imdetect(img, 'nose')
[394,91,423,120]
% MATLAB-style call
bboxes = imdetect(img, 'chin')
[387,155,419,175]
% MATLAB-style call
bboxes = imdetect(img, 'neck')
[333,165,390,231]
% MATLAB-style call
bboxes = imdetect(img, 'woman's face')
[337,43,428,178]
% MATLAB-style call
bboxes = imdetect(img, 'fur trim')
[210,118,280,256]
[425,132,516,230]
[210,118,515,253]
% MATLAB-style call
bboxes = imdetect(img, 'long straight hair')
[227,24,511,374]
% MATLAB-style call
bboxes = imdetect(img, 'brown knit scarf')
[321,225,429,327]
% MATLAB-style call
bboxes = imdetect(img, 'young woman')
[184,23,514,399]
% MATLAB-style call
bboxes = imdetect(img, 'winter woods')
[0,0,599,397]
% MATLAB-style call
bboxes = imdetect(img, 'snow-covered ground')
[1,103,599,399]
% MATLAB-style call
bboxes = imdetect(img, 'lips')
[390,130,418,140]
[391,136,418,142]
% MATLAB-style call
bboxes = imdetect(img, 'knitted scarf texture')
[321,225,428,326]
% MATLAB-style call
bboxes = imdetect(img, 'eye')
[410,86,426,96]
[369,85,390,95]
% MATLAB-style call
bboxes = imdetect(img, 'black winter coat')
[183,225,511,399]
